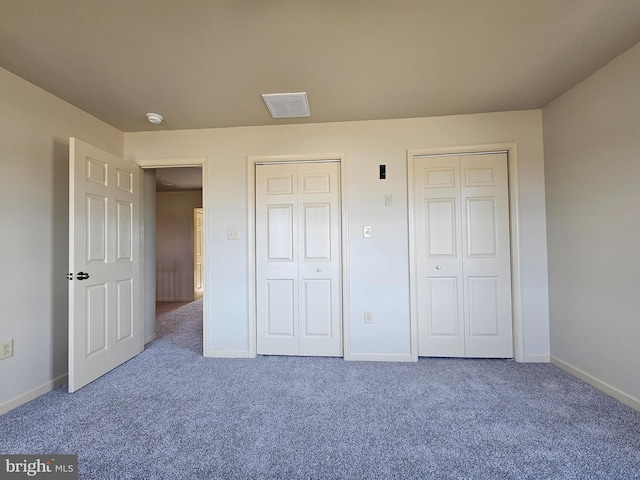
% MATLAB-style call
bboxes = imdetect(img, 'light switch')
[227,227,239,240]
[363,225,372,238]
[385,194,392,206]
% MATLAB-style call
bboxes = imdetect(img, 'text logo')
[1,455,78,479]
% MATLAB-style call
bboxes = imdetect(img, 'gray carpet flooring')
[3,299,640,479]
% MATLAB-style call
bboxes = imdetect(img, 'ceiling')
[1,1,639,133]
[155,167,202,192]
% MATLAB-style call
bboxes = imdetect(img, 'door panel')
[256,162,342,357]
[267,205,294,260]
[416,153,512,358]
[69,138,142,392]
[116,200,133,261]
[86,284,107,356]
[467,276,499,336]
[194,208,204,299]
[417,157,464,356]
[464,165,497,187]
[266,174,295,195]
[116,168,133,192]
[303,279,332,336]
[267,279,296,336]
[86,194,107,262]
[116,279,133,342]
[466,197,497,257]
[257,164,299,355]
[423,276,464,357]
[425,167,456,188]
[297,163,341,356]
[428,277,459,336]
[301,172,331,193]
[461,154,512,358]
[302,204,331,260]
[426,199,457,257]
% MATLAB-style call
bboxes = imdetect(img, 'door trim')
[407,143,524,362]
[133,157,209,356]
[247,153,350,359]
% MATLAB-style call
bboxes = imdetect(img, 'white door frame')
[407,143,524,362]
[134,157,209,355]
[247,153,351,359]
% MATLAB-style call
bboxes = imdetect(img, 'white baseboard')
[0,374,68,415]
[205,349,253,358]
[346,352,414,362]
[522,353,550,363]
[551,356,640,412]
[144,333,157,345]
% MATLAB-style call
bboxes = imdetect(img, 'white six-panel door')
[68,138,143,392]
[415,153,513,358]
[69,138,143,392]
[256,162,342,357]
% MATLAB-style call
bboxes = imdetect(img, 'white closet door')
[415,156,465,356]
[256,162,342,357]
[297,163,342,356]
[460,154,512,357]
[416,153,512,358]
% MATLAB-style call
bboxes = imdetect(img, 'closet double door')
[415,153,513,358]
[256,162,342,357]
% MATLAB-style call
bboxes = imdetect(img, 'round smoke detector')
[146,113,163,124]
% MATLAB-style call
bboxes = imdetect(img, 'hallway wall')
[156,190,203,301]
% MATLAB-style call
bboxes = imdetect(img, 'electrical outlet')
[0,340,13,360]
[364,311,373,324]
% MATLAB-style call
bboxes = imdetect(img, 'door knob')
[435,265,442,270]
[77,272,90,280]
[317,268,323,272]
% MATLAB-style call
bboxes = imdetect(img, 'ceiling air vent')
[262,92,311,119]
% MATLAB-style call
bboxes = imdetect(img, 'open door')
[68,138,143,392]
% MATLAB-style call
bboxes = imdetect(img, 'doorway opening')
[142,165,204,354]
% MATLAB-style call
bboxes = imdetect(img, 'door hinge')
[66,273,73,280]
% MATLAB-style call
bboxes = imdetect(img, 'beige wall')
[156,190,203,301]
[543,42,640,407]
[125,110,550,360]
[0,67,123,413]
